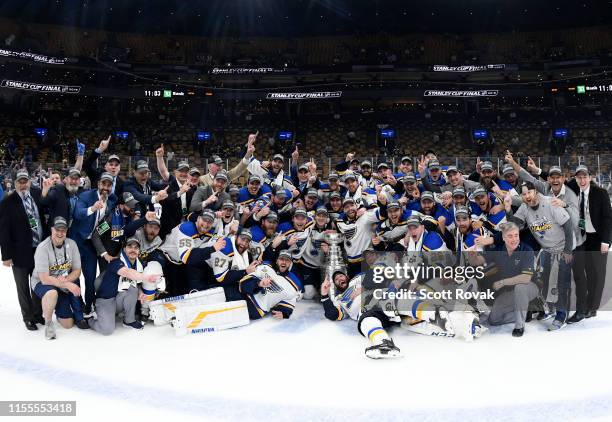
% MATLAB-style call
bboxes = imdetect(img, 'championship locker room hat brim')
[480,162,494,171]
[387,201,402,210]
[306,188,319,198]
[125,237,141,247]
[189,168,201,176]
[315,207,329,215]
[214,172,229,182]
[329,192,342,200]
[328,173,339,181]
[401,174,417,184]
[471,186,487,198]
[122,192,139,209]
[65,167,81,178]
[200,210,216,222]
[446,165,459,174]
[377,163,389,170]
[343,173,357,181]
[238,229,253,241]
[146,218,161,226]
[298,164,309,172]
[211,156,223,165]
[427,160,441,170]
[293,208,308,218]
[406,216,421,227]
[420,191,435,202]
[135,161,150,172]
[361,160,372,168]
[107,155,121,163]
[278,250,293,261]
[177,161,190,171]
[502,165,516,176]
[15,170,29,181]
[248,175,262,184]
[454,206,470,219]
[452,187,467,197]
[575,165,589,175]
[401,156,413,164]
[265,211,279,222]
[52,216,68,229]
[548,166,563,176]
[272,154,284,161]
[221,201,235,210]
[99,172,114,183]
[342,198,355,207]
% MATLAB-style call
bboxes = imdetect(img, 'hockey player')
[249,152,294,190]
[325,191,344,221]
[277,208,314,263]
[237,174,271,207]
[248,211,280,260]
[335,197,385,277]
[238,250,302,319]
[408,191,452,229]
[122,211,165,266]
[470,185,507,233]
[298,207,335,297]
[212,201,239,236]
[205,228,259,288]
[376,200,421,245]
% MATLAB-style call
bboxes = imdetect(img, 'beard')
[66,184,79,194]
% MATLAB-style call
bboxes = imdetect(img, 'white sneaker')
[45,321,56,340]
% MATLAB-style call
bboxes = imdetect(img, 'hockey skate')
[365,339,402,359]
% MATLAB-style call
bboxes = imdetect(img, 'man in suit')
[84,135,124,197]
[155,145,196,238]
[123,160,171,217]
[40,167,83,227]
[70,172,118,314]
[0,169,47,330]
[567,165,612,322]
[190,171,230,213]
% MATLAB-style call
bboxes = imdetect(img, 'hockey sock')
[360,316,390,346]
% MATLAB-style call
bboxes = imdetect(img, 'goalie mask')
[141,260,165,301]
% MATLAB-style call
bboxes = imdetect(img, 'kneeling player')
[238,250,302,319]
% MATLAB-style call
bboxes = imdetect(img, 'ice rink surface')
[1,265,612,422]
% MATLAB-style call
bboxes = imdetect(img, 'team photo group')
[1,130,609,359]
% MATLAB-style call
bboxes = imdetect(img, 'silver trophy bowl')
[324,232,346,280]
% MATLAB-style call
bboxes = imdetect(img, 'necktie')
[580,191,586,236]
[24,194,41,246]
[111,177,117,194]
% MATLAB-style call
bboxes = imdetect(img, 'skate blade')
[365,349,403,359]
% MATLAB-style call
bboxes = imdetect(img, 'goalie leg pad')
[171,300,250,336]
[148,288,227,326]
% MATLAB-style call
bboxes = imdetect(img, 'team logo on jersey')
[343,227,357,240]
[263,280,283,294]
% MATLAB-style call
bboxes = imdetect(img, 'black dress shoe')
[75,319,90,330]
[586,310,597,318]
[24,321,38,331]
[512,327,524,337]
[567,312,586,324]
[34,317,45,325]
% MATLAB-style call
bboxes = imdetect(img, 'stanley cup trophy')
[324,232,346,281]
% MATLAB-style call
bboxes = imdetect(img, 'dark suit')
[567,180,612,312]
[84,149,124,196]
[40,185,83,228]
[160,175,196,238]
[123,176,171,216]
[70,189,118,311]
[0,188,48,323]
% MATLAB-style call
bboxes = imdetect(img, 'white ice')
[1,265,612,422]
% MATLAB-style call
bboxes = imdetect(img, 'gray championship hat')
[189,167,201,176]
[65,167,81,178]
[428,159,441,170]
[99,172,114,183]
[135,160,150,172]
[265,211,279,222]
[238,228,253,240]
[229,185,240,194]
[177,161,190,171]
[401,173,417,184]
[548,166,563,176]
[293,208,308,218]
[298,163,309,172]
[446,165,459,174]
[248,174,262,184]
[342,197,356,207]
[452,186,467,197]
[343,172,357,181]
[125,237,141,247]
[471,185,488,198]
[221,200,235,210]
[401,156,413,163]
[52,216,68,229]
[211,155,223,166]
[107,154,121,163]
[278,250,293,260]
[306,188,319,198]
[502,164,516,176]
[387,201,402,210]
[361,160,372,168]
[315,206,329,215]
[122,192,139,209]
[146,216,161,226]
[377,162,389,170]
[454,206,470,219]
[200,209,216,222]
[272,154,284,161]
[329,191,342,200]
[575,165,589,176]
[406,215,421,227]
[272,185,287,198]
[328,172,339,181]
[15,169,29,181]
[214,171,229,182]
[480,161,494,172]
[420,191,435,202]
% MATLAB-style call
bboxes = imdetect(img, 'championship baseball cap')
[52,216,68,229]
[248,174,262,184]
[265,211,279,222]
[146,217,161,226]
[189,167,201,176]
[272,185,287,198]
[502,164,516,176]
[229,185,240,194]
[548,166,563,176]
[471,185,488,198]
[446,165,459,175]
[315,206,329,215]
[428,159,441,170]
[272,154,284,161]
[107,154,120,164]
[387,201,402,210]
[135,160,150,172]
[99,172,114,183]
[64,167,81,178]
[401,156,413,164]
[452,186,467,197]
[575,165,589,176]
[125,237,140,247]
[454,206,470,219]
[278,250,293,261]
[298,164,309,172]
[238,228,253,241]
[200,209,216,222]
[214,171,228,182]
[177,161,190,171]
[406,215,421,227]
[480,161,494,172]
[420,191,435,202]
[343,172,357,181]
[293,208,308,218]
[221,201,235,210]
[122,192,139,209]
[329,191,342,200]
[15,169,29,181]
[350,157,360,164]
[401,173,417,184]
[361,160,372,168]
[211,155,223,166]
[328,172,339,181]
[332,269,347,282]
[377,162,389,170]
[306,188,319,198]
[342,197,355,207]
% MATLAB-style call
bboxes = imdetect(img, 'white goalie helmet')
[141,260,165,294]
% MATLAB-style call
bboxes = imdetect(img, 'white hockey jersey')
[205,235,251,282]
[336,208,384,264]
[159,221,215,265]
